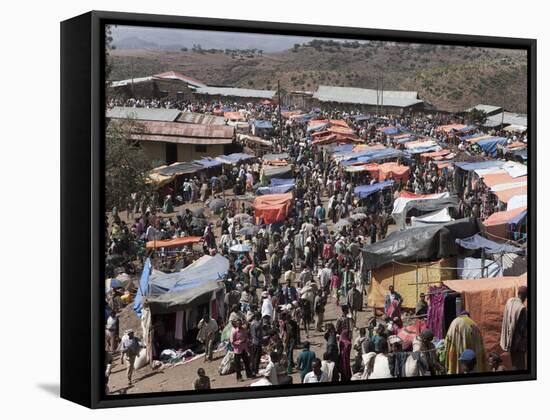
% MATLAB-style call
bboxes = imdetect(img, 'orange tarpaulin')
[443,274,527,354]
[482,173,527,188]
[146,236,203,249]
[437,124,466,133]
[281,110,303,118]
[377,162,410,182]
[484,206,527,226]
[493,186,528,203]
[420,149,450,161]
[224,111,244,121]
[466,134,493,144]
[353,144,386,152]
[308,119,349,128]
[254,192,293,224]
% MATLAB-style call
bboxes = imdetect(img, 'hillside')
[109,40,527,113]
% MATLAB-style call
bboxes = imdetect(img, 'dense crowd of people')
[105,97,528,392]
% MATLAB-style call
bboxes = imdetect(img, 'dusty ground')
[107,186,398,395]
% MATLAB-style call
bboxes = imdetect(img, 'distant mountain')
[114,36,159,50]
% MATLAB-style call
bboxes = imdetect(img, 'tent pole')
[415,258,419,303]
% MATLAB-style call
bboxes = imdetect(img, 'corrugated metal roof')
[466,104,503,115]
[138,121,234,139]
[107,106,181,122]
[154,71,207,88]
[313,85,422,107]
[195,86,276,99]
[484,112,528,128]
[177,112,226,125]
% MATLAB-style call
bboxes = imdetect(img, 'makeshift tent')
[376,162,410,182]
[253,192,293,224]
[146,236,203,249]
[134,258,152,317]
[457,257,502,279]
[224,111,244,120]
[378,126,400,135]
[410,208,453,227]
[443,274,527,354]
[481,173,527,188]
[341,148,403,166]
[475,137,508,157]
[354,180,394,199]
[145,254,229,314]
[393,195,459,229]
[437,124,466,133]
[483,207,527,239]
[392,191,450,216]
[361,218,480,271]
[492,185,528,204]
[502,161,527,178]
[455,234,524,255]
[367,258,456,309]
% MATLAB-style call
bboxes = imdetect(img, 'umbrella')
[334,219,352,231]
[230,244,252,253]
[192,207,205,217]
[233,213,253,223]
[208,198,225,211]
[350,213,367,221]
[238,224,260,236]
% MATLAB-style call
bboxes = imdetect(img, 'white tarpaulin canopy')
[391,192,449,216]
[410,207,453,227]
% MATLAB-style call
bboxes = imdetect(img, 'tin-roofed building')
[108,70,207,100]
[312,85,424,112]
[107,106,181,122]
[466,104,503,117]
[484,112,528,130]
[193,86,277,102]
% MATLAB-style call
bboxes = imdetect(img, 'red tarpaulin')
[254,192,293,224]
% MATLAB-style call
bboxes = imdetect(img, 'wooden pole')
[415,258,419,303]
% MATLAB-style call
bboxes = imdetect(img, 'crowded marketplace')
[104,47,528,395]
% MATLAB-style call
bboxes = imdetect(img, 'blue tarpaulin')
[354,180,394,199]
[332,144,354,154]
[253,120,273,129]
[455,234,524,254]
[380,127,399,135]
[475,137,508,157]
[457,125,477,133]
[194,157,223,168]
[293,113,313,122]
[271,178,296,187]
[342,148,403,166]
[353,114,369,122]
[133,258,152,317]
[396,135,416,144]
[508,210,527,226]
[454,161,503,171]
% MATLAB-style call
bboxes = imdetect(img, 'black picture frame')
[60,10,536,408]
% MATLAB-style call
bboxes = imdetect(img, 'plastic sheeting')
[475,137,508,157]
[145,254,229,314]
[361,218,480,270]
[393,195,459,228]
[253,120,273,129]
[457,257,502,279]
[354,180,394,199]
[392,191,449,215]
[133,258,152,317]
[254,192,293,224]
[454,161,503,172]
[410,208,453,227]
[262,165,293,180]
[215,153,254,165]
[455,234,524,254]
[507,194,527,211]
[270,178,295,187]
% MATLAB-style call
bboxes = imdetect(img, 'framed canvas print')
[60,10,536,408]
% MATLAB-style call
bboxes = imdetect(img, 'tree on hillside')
[467,108,488,125]
[105,119,155,212]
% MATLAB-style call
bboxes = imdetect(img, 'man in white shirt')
[303,358,328,383]
[263,352,280,385]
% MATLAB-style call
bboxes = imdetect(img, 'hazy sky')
[111,25,344,52]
